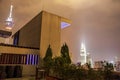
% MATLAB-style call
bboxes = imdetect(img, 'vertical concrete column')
[40,11,61,58]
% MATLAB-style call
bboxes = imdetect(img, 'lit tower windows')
[80,42,87,65]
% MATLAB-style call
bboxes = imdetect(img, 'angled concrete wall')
[18,12,42,48]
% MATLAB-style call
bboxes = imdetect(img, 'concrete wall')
[40,11,61,58]
[0,37,5,43]
[15,11,62,58]
[0,46,39,54]
[18,13,42,48]
[10,11,62,76]
[0,37,13,44]
[11,12,42,77]
[11,13,42,77]
[0,45,39,76]
[22,65,36,77]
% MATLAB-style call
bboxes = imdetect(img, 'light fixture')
[5,4,14,30]
[61,22,71,29]
[61,18,71,29]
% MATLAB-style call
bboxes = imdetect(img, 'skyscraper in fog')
[80,43,87,65]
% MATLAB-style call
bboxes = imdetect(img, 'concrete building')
[0,10,71,79]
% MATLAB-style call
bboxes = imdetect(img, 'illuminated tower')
[5,4,14,30]
[80,43,87,65]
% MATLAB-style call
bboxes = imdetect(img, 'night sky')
[61,0,120,62]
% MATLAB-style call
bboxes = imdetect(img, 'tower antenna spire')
[5,0,14,30]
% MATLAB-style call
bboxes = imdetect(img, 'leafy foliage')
[43,45,52,62]
[61,43,71,64]
[43,45,53,75]
[42,44,115,80]
[103,62,114,80]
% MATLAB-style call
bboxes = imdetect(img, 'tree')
[43,45,53,75]
[43,45,52,62]
[61,43,71,64]
[103,62,114,80]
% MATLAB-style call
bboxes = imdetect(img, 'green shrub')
[42,44,114,80]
